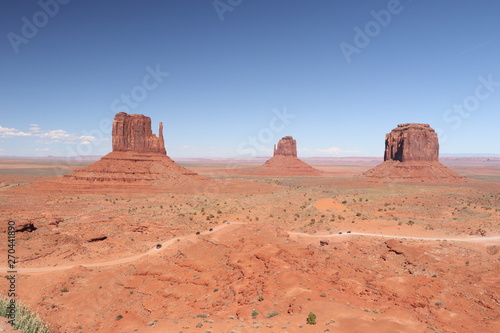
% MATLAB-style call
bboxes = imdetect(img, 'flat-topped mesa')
[384,123,438,162]
[112,112,166,154]
[274,136,297,157]
[364,122,465,182]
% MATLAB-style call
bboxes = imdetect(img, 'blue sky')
[1,0,499,158]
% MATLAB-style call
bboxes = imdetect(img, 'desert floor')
[0,157,499,333]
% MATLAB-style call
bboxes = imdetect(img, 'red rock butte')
[112,112,166,154]
[364,123,465,182]
[61,112,208,187]
[263,136,322,176]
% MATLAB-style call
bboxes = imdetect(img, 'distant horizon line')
[1,154,499,159]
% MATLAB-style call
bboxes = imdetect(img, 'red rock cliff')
[384,123,438,162]
[274,136,298,157]
[112,112,166,154]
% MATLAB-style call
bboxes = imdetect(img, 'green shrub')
[0,297,52,333]
[306,312,317,325]
[267,311,278,318]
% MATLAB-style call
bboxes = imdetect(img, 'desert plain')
[0,155,499,333]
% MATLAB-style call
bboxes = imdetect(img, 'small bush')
[267,311,278,318]
[0,297,52,333]
[251,309,258,318]
[306,312,317,325]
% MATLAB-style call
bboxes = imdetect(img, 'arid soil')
[0,157,499,333]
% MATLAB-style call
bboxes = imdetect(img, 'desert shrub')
[251,309,258,318]
[306,312,317,325]
[0,297,52,333]
[267,311,278,318]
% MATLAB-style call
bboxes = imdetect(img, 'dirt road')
[2,222,498,274]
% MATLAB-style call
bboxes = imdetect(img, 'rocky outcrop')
[365,123,464,182]
[274,136,297,157]
[384,123,438,162]
[112,112,166,154]
[263,136,322,176]
[62,112,209,188]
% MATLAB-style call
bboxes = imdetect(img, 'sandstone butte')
[263,136,323,176]
[364,123,465,181]
[61,112,208,187]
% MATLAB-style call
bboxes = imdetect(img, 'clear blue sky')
[1,0,499,158]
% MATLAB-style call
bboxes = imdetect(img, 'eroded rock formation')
[263,136,322,176]
[62,112,208,188]
[384,123,438,162]
[274,136,297,157]
[112,112,166,154]
[365,123,464,182]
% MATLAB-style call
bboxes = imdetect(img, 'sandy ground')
[0,157,499,332]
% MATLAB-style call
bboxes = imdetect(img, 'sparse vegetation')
[0,297,52,333]
[267,311,278,318]
[306,312,317,325]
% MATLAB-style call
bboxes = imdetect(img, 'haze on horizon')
[1,0,499,158]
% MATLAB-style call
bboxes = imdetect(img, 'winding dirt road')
[289,231,500,242]
[2,222,498,274]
